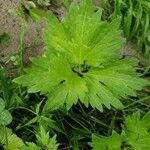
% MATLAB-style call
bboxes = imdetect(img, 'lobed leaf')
[91,131,122,150]
[91,112,150,150]
[122,111,150,150]
[14,0,148,112]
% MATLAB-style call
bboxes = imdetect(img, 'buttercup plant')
[14,0,148,112]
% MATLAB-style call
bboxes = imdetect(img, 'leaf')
[91,131,122,150]
[29,8,47,21]
[0,126,59,150]
[91,112,150,150]
[0,110,12,126]
[122,111,150,150]
[124,111,150,135]
[0,98,12,125]
[36,125,59,150]
[0,98,5,112]
[0,126,25,150]
[14,0,148,112]
[38,115,63,133]
[44,5,123,67]
[125,133,150,150]
[14,54,88,111]
[22,142,41,150]
[36,127,58,149]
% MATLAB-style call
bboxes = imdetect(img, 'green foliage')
[122,111,150,150]
[0,68,10,108]
[22,126,58,150]
[1,0,150,149]
[36,126,59,149]
[14,0,148,112]
[91,111,150,150]
[103,0,150,65]
[0,126,25,150]
[22,142,41,150]
[91,131,122,150]
[0,125,59,150]
[0,68,24,108]
[0,98,12,126]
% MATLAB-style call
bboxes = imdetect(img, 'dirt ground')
[0,0,47,64]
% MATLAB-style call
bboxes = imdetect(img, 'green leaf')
[36,126,59,149]
[122,111,150,150]
[14,54,88,111]
[0,98,12,125]
[22,142,41,150]
[91,131,122,150]
[0,110,12,126]
[0,126,25,150]
[91,112,150,150]
[124,111,150,135]
[14,0,148,112]
[125,133,150,150]
[44,5,123,67]
[29,8,47,21]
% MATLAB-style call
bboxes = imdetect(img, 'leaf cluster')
[91,111,150,150]
[0,125,58,150]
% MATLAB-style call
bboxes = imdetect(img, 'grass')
[102,0,150,67]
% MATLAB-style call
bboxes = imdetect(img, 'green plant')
[20,101,63,133]
[0,125,58,150]
[91,111,150,150]
[36,126,59,149]
[14,0,148,112]
[0,67,25,108]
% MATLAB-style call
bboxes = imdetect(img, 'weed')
[0,0,150,149]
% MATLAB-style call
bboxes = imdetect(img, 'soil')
[0,0,47,64]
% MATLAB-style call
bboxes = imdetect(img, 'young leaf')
[36,125,59,149]
[122,111,150,150]
[14,0,148,112]
[91,131,122,150]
